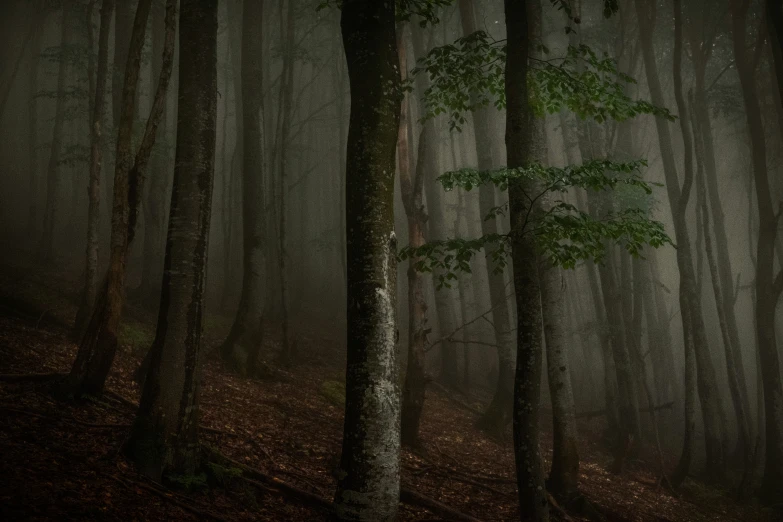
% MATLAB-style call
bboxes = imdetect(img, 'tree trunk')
[135,0,171,307]
[398,25,429,450]
[112,0,131,128]
[74,0,115,338]
[220,0,267,376]
[636,0,728,478]
[124,0,218,482]
[275,0,295,367]
[27,16,44,236]
[730,0,783,503]
[40,7,70,261]
[542,263,579,501]
[767,0,783,120]
[690,82,753,472]
[334,2,401,520]
[504,1,549,519]
[63,0,174,397]
[458,0,515,438]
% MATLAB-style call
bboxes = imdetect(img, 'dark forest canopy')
[0,0,782,520]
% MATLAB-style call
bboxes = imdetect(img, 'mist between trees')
[0,0,781,520]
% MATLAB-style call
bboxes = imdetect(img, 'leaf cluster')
[413,34,675,130]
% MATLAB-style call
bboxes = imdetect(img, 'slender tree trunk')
[636,0,728,478]
[334,2,401,520]
[767,0,783,119]
[542,262,579,500]
[220,0,267,376]
[74,0,115,337]
[692,58,752,440]
[27,17,44,236]
[0,11,36,121]
[63,0,175,397]
[275,0,295,367]
[40,8,70,261]
[398,26,429,449]
[124,0,218,481]
[135,1,170,306]
[458,0,515,437]
[112,0,131,128]
[730,0,783,503]
[505,1,549,519]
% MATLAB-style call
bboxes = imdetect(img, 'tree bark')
[730,0,783,503]
[542,263,579,501]
[74,0,115,338]
[124,0,218,482]
[112,0,131,128]
[220,0,267,376]
[767,0,783,121]
[505,0,549,519]
[63,0,175,397]
[334,2,402,520]
[135,0,172,307]
[398,25,430,450]
[635,0,728,478]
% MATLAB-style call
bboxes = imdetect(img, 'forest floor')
[0,258,778,522]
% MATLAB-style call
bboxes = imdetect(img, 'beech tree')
[333,1,402,520]
[220,0,267,376]
[125,0,218,481]
[62,0,175,397]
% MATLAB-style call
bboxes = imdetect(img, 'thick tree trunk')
[63,0,174,397]
[124,0,218,482]
[505,1,549,519]
[334,2,402,520]
[74,0,115,338]
[220,0,267,375]
[730,0,783,503]
[40,8,70,261]
[636,0,728,478]
[458,0,515,438]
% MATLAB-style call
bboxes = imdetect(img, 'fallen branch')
[103,472,228,522]
[0,405,130,430]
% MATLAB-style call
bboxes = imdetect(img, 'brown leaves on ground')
[0,265,776,521]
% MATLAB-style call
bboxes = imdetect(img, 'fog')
[0,0,781,520]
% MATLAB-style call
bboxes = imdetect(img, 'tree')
[504,1,549,518]
[634,0,729,480]
[458,0,516,438]
[62,0,175,397]
[398,24,430,449]
[124,0,218,481]
[768,0,783,118]
[333,1,402,520]
[220,0,267,376]
[729,0,783,503]
[74,0,115,338]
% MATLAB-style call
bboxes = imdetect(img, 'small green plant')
[320,380,346,407]
[165,472,208,492]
